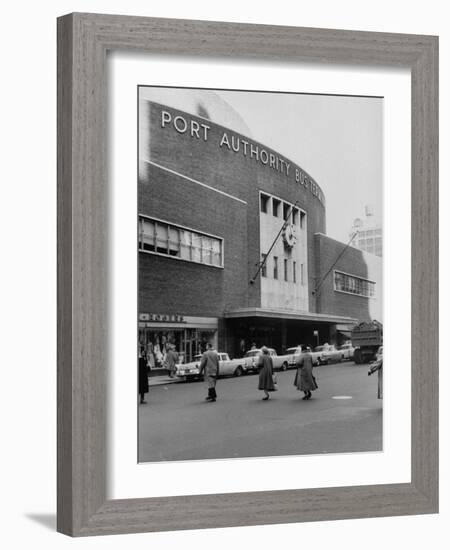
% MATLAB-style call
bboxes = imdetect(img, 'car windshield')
[286,347,302,353]
[315,346,325,352]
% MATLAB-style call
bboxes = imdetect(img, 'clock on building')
[282,224,297,249]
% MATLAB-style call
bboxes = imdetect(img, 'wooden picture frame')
[57,12,438,536]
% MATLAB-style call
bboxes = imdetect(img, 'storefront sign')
[139,313,185,323]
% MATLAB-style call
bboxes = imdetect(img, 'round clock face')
[283,224,297,249]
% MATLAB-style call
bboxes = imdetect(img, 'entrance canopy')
[224,307,358,326]
[222,308,358,357]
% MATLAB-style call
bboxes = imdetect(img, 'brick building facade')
[138,94,382,366]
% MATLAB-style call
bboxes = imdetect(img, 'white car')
[175,355,203,381]
[339,342,355,360]
[242,348,290,372]
[176,352,246,381]
[314,344,344,365]
[286,346,319,367]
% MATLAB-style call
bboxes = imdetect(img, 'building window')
[284,259,288,281]
[292,209,298,225]
[300,211,306,228]
[272,198,280,217]
[334,270,375,298]
[273,256,278,279]
[261,254,267,277]
[283,202,290,221]
[139,216,223,267]
[293,261,297,283]
[260,193,269,213]
[300,263,305,285]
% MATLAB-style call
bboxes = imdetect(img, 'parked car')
[314,344,344,365]
[175,355,203,381]
[242,348,290,372]
[175,352,246,381]
[217,353,246,377]
[339,342,355,360]
[286,346,319,367]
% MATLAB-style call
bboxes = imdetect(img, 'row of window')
[364,246,382,255]
[260,193,305,227]
[356,229,382,238]
[139,217,223,267]
[334,271,375,298]
[357,237,382,246]
[261,254,305,284]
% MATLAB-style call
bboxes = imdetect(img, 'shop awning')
[223,307,358,325]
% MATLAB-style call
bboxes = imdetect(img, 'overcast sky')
[216,89,383,243]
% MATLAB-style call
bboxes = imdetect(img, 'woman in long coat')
[294,348,318,400]
[139,349,149,404]
[258,346,276,400]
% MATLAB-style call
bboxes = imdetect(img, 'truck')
[351,320,383,364]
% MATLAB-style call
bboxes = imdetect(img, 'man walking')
[199,342,220,402]
[165,344,179,378]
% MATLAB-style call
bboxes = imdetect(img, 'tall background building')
[350,205,383,257]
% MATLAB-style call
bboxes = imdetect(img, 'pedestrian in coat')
[165,345,179,378]
[199,343,220,402]
[258,346,276,400]
[294,348,318,400]
[368,357,383,399]
[138,349,149,404]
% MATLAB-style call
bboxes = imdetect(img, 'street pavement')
[138,361,382,462]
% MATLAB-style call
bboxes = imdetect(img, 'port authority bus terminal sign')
[160,109,325,205]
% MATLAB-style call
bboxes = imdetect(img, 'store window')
[139,327,217,367]
[139,216,223,267]
[273,256,278,279]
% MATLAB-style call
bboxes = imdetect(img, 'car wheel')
[234,366,243,377]
[281,362,288,371]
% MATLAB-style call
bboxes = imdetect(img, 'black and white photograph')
[2,0,444,545]
[137,86,383,463]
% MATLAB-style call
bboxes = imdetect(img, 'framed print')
[57,13,438,536]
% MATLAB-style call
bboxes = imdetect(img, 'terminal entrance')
[222,317,334,359]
